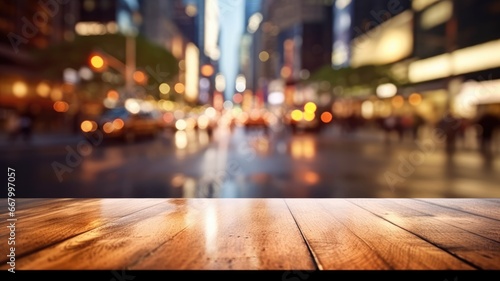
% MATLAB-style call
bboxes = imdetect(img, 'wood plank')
[418,199,500,221]
[1,199,103,243]
[388,199,500,243]
[128,199,316,270]
[348,199,500,269]
[0,199,206,270]
[286,199,474,270]
[0,198,73,209]
[284,199,392,270]
[0,198,164,263]
[0,199,83,215]
[2,198,100,220]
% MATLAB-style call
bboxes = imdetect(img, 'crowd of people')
[334,109,500,156]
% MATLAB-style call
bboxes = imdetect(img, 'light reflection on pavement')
[3,124,500,198]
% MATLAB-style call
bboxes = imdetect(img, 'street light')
[88,47,138,99]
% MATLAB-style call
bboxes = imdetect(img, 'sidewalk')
[321,124,500,155]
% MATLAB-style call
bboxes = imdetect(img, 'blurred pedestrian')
[383,114,397,143]
[19,108,34,141]
[456,117,468,148]
[400,113,414,142]
[437,112,461,154]
[411,113,425,141]
[476,111,498,155]
[5,110,21,141]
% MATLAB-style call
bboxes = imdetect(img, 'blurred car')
[288,115,320,133]
[242,109,270,133]
[284,102,332,133]
[80,107,162,143]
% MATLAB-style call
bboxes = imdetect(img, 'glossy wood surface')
[1,198,499,270]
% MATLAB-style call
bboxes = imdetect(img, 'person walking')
[476,111,498,155]
[411,113,425,141]
[437,112,461,155]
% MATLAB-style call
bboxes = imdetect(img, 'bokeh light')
[90,55,104,69]
[304,102,317,113]
[291,109,303,121]
[12,81,28,98]
[53,101,69,112]
[175,83,185,94]
[159,83,171,95]
[320,112,333,123]
[391,95,404,108]
[80,120,97,133]
[409,93,422,106]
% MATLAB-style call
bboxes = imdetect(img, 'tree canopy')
[31,33,179,91]
[306,63,404,97]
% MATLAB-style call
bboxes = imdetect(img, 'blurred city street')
[1,0,500,198]
[2,122,499,198]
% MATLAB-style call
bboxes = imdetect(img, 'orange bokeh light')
[112,118,124,130]
[391,95,404,108]
[107,90,119,101]
[409,93,422,106]
[320,112,333,123]
[80,120,96,133]
[175,83,185,94]
[53,101,69,112]
[133,71,147,84]
[201,64,214,77]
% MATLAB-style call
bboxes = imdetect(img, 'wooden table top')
[1,198,499,270]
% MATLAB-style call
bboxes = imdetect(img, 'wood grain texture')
[2,198,499,270]
[128,199,316,270]
[286,199,474,270]
[0,198,73,209]
[0,199,206,270]
[284,199,392,269]
[383,199,500,243]
[348,199,500,269]
[0,198,164,264]
[418,199,500,221]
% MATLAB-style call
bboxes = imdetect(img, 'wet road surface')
[2,125,500,198]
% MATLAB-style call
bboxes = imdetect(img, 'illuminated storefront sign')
[409,39,500,83]
[350,10,413,68]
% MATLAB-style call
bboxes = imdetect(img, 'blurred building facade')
[256,0,335,109]
[332,0,500,124]
[0,0,162,134]
[408,0,500,121]
[0,0,80,132]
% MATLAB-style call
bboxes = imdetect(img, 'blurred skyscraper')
[218,0,245,101]
[258,0,334,106]
[139,0,198,59]
[239,0,263,95]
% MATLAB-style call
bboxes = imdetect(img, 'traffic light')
[89,54,106,71]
